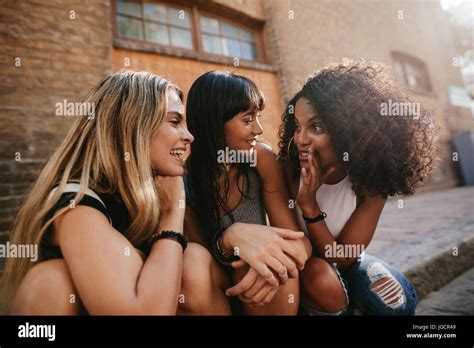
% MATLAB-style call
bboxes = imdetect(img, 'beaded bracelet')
[150,230,187,252]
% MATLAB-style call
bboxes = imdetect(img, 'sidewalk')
[366,186,474,300]
[416,268,474,315]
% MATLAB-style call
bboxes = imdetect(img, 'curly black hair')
[278,60,438,198]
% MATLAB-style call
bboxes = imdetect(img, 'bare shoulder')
[54,205,120,248]
[255,142,275,159]
[357,187,387,209]
[254,142,277,174]
[50,204,108,246]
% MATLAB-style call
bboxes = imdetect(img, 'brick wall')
[214,0,265,21]
[1,0,471,276]
[112,48,284,148]
[262,0,467,190]
[0,0,112,272]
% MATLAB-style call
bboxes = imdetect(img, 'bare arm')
[56,175,187,315]
[301,193,386,270]
[255,142,312,261]
[224,144,312,302]
[296,148,386,270]
[55,206,184,315]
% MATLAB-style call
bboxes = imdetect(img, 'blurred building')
[445,0,474,98]
[1,0,473,257]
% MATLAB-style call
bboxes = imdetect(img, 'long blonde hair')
[0,70,181,313]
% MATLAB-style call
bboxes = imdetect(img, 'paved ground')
[365,186,474,305]
[367,186,474,273]
[416,267,474,315]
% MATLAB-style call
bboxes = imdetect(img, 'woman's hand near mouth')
[296,146,338,216]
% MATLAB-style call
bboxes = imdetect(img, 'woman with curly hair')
[278,60,437,315]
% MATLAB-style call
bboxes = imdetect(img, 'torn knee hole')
[367,263,405,309]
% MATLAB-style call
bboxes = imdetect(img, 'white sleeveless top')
[295,175,357,239]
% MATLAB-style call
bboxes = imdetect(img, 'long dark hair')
[278,60,438,198]
[186,71,265,241]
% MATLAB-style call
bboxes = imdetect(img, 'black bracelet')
[212,226,240,264]
[150,230,187,252]
[302,211,327,224]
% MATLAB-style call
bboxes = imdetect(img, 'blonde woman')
[0,71,231,315]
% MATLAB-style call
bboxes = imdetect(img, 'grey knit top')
[184,168,267,234]
[218,169,267,228]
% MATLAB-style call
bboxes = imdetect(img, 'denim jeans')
[302,253,418,316]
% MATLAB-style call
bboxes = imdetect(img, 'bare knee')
[11,259,83,315]
[179,243,229,314]
[300,257,347,313]
[181,243,217,291]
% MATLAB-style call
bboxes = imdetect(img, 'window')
[115,1,261,62]
[200,16,257,60]
[392,52,432,92]
[117,1,193,50]
[117,1,144,40]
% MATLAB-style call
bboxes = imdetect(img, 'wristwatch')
[212,226,240,263]
[302,211,327,224]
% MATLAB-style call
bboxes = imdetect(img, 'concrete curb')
[404,236,474,300]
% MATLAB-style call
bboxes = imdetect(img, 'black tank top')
[41,185,147,260]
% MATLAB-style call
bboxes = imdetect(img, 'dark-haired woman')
[278,60,436,315]
[184,71,311,315]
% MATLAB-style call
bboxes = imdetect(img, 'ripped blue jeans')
[303,253,418,316]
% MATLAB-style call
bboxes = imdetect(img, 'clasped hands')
[223,223,311,307]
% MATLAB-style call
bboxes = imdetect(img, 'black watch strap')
[302,211,327,224]
[212,226,240,264]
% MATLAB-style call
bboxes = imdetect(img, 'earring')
[287,137,294,156]
[287,137,301,173]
